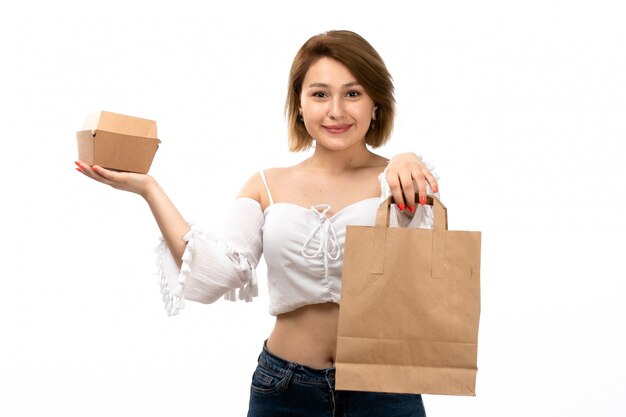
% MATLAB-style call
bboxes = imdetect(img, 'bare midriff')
[266,302,339,369]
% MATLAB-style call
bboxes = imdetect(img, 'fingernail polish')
[75,167,82,172]
[409,205,415,212]
[398,203,406,211]
[420,196,427,205]
[433,185,438,193]
[74,161,81,167]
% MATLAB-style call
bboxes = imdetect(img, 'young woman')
[76,30,438,417]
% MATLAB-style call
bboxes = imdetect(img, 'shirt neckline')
[263,197,380,220]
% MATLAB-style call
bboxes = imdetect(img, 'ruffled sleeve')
[156,198,264,316]
[378,158,441,229]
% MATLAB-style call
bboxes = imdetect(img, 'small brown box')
[76,110,161,174]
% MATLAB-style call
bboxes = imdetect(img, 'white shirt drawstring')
[301,204,341,262]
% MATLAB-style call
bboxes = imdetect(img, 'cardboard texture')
[335,196,481,396]
[76,110,160,173]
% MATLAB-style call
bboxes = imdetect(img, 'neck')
[305,142,374,174]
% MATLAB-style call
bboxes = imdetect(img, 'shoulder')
[236,170,268,202]
[236,166,294,210]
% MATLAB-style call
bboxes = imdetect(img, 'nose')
[328,96,344,120]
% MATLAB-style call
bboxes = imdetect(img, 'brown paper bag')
[335,195,481,396]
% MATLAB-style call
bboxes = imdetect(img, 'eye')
[346,90,361,98]
[312,91,327,98]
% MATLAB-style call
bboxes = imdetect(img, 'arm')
[157,197,263,315]
[160,173,264,314]
[75,161,264,315]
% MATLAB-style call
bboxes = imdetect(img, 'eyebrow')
[307,81,361,88]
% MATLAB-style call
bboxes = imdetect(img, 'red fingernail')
[398,204,406,211]
[74,161,81,167]
[433,185,439,193]
[420,196,426,205]
[91,165,98,171]
[409,205,415,212]
[75,167,82,173]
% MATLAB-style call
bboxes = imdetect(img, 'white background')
[1,0,625,415]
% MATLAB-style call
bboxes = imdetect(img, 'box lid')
[82,110,158,139]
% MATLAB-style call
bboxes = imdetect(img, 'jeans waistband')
[258,340,336,386]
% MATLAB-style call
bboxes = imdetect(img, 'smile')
[323,124,352,134]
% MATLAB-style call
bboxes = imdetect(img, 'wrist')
[141,176,160,201]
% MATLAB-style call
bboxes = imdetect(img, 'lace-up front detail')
[301,204,341,266]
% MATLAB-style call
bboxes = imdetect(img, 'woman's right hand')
[74,160,157,198]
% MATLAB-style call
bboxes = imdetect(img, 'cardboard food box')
[76,110,160,174]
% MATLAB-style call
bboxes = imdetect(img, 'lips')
[323,124,352,134]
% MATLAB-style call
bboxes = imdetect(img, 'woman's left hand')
[385,152,438,212]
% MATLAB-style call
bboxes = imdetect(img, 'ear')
[371,105,378,120]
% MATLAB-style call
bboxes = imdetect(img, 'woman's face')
[300,57,376,152]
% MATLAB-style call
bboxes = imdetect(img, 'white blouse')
[157,162,439,316]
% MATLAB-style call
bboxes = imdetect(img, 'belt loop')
[279,362,297,390]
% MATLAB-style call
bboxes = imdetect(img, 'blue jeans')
[247,342,426,417]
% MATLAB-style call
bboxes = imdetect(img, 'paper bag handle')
[371,195,448,275]
[375,194,448,231]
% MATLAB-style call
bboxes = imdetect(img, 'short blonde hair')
[286,30,396,152]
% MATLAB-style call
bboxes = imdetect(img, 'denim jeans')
[247,342,426,417]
